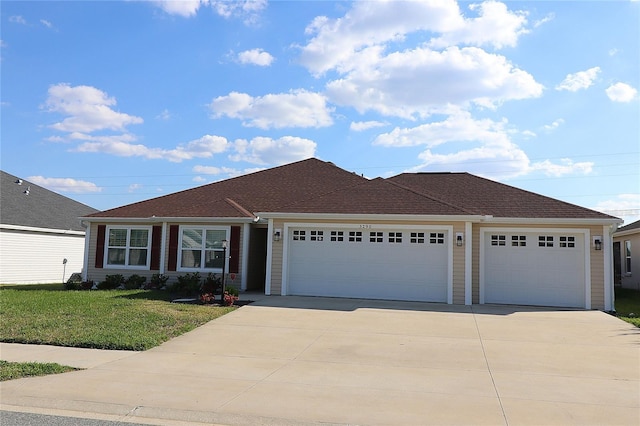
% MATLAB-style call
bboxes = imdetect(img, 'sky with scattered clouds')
[2,0,639,224]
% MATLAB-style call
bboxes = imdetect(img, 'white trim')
[81,217,256,224]
[281,222,454,303]
[0,223,85,236]
[159,222,167,274]
[241,223,250,291]
[613,227,640,238]
[258,213,484,222]
[479,227,591,308]
[82,223,91,281]
[264,219,274,295]
[176,225,230,273]
[464,221,472,305]
[603,225,613,311]
[479,217,621,225]
[104,225,153,270]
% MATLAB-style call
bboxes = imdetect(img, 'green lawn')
[0,284,236,350]
[0,360,78,381]
[614,287,640,327]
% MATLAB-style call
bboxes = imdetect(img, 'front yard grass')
[0,284,236,350]
[0,360,78,381]
[614,287,640,327]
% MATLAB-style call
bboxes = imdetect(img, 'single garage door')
[482,230,586,308]
[286,227,450,302]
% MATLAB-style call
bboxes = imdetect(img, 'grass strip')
[0,284,236,350]
[0,360,78,381]
[614,287,640,327]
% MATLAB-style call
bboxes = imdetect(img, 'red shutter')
[95,225,106,269]
[230,226,240,273]
[168,225,179,272]
[150,225,162,270]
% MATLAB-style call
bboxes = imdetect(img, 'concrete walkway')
[1,297,639,425]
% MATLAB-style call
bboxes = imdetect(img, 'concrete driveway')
[1,296,639,425]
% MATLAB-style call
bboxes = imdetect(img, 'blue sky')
[2,0,639,224]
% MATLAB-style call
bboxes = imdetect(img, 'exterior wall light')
[456,232,464,247]
[274,229,282,242]
[593,236,602,251]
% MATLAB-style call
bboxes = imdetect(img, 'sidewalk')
[0,343,139,369]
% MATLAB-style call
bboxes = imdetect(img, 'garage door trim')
[479,227,591,308]
[281,222,454,303]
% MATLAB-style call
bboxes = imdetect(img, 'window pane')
[182,229,202,248]
[181,249,201,268]
[107,248,126,265]
[128,249,148,266]
[204,250,224,268]
[130,229,149,248]
[205,230,226,249]
[108,229,127,246]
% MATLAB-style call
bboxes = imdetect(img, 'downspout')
[81,220,90,281]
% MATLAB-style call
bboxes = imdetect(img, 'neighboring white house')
[0,171,98,284]
[613,219,640,291]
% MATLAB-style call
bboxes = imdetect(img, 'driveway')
[1,296,639,425]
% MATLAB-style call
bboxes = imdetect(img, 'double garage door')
[286,227,450,303]
[482,230,587,308]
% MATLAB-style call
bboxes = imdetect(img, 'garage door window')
[310,231,324,241]
[559,236,576,248]
[330,231,344,242]
[491,235,506,246]
[293,230,306,241]
[370,232,383,243]
[538,236,554,247]
[349,231,362,242]
[410,232,425,243]
[430,233,445,244]
[389,232,402,243]
[511,235,526,247]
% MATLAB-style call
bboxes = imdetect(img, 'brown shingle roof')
[272,177,471,215]
[88,158,367,218]
[388,172,617,219]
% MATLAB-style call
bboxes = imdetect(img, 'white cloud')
[27,176,102,193]
[237,48,274,66]
[9,16,27,25]
[326,46,542,118]
[350,120,388,131]
[209,90,333,129]
[45,83,143,133]
[374,111,593,179]
[555,67,600,91]
[40,19,53,29]
[230,136,316,165]
[75,134,229,163]
[193,165,238,175]
[152,0,266,23]
[156,109,171,120]
[543,118,564,131]
[533,13,554,28]
[592,193,640,225]
[429,1,529,50]
[128,183,143,193]
[605,82,638,102]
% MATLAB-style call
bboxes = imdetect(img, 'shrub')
[97,274,124,290]
[171,272,201,295]
[202,273,221,295]
[124,274,146,290]
[145,273,169,290]
[225,285,239,297]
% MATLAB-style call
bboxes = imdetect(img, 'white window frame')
[177,226,230,272]
[624,240,632,275]
[104,226,152,270]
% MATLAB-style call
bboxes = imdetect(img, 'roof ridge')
[385,177,477,215]
[224,197,255,218]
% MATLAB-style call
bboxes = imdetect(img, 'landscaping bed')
[614,287,640,327]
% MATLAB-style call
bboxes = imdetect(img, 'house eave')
[0,223,85,236]
[613,228,640,238]
[480,217,623,226]
[80,216,257,224]
[256,212,485,222]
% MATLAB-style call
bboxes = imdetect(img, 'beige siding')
[588,225,604,310]
[451,222,466,304]
[269,220,285,295]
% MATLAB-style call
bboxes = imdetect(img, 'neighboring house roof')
[613,219,640,237]
[1,171,98,232]
[84,158,619,221]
